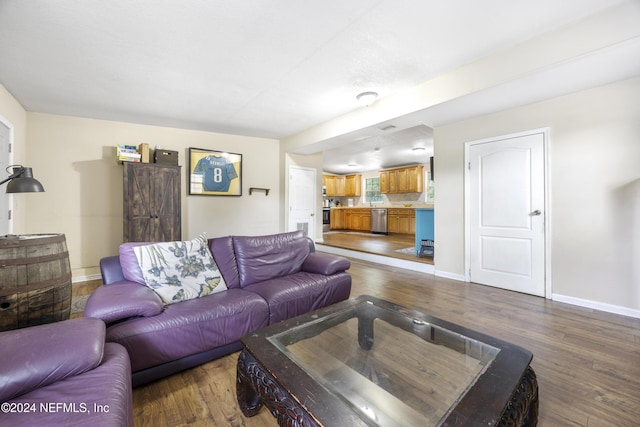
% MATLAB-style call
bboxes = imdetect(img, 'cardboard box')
[154,149,178,165]
[138,143,150,163]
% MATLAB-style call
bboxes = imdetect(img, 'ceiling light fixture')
[356,91,378,106]
[412,147,427,152]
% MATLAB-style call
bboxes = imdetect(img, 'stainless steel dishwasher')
[371,208,388,234]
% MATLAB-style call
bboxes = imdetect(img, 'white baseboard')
[434,270,467,282]
[315,244,435,275]
[552,294,640,319]
[72,273,102,283]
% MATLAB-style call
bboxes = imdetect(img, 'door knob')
[529,210,542,216]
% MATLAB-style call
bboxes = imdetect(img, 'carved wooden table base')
[237,349,538,426]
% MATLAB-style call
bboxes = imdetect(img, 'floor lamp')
[0,165,45,193]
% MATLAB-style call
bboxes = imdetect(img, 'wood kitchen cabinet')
[380,171,389,193]
[123,162,181,242]
[380,165,424,194]
[405,166,423,192]
[344,174,362,197]
[330,209,344,229]
[346,209,371,231]
[324,175,336,196]
[388,208,415,235]
[332,208,370,231]
[323,174,361,197]
[324,174,344,196]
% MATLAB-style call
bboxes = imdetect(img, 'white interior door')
[288,166,316,242]
[467,130,547,296]
[0,118,11,236]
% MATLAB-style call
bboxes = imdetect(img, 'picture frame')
[188,147,242,196]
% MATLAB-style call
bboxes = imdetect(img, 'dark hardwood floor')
[72,240,640,426]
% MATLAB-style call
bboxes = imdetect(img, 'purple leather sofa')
[0,318,133,426]
[84,231,351,387]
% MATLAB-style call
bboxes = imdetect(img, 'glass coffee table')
[237,295,538,426]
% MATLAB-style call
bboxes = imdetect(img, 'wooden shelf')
[249,187,270,195]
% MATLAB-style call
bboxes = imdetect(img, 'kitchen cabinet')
[344,209,371,231]
[335,176,345,196]
[379,165,424,194]
[323,174,361,197]
[406,166,423,192]
[330,209,344,230]
[123,162,181,242]
[388,208,415,235]
[380,171,389,193]
[331,208,371,231]
[324,175,336,196]
[344,174,362,197]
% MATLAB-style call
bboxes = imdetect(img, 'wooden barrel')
[0,234,72,331]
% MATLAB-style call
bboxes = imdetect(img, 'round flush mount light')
[356,91,378,106]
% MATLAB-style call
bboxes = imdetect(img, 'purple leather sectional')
[0,318,133,426]
[84,231,352,387]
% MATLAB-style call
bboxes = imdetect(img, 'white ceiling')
[0,0,636,174]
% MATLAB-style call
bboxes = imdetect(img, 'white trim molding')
[434,270,467,282]
[552,294,640,319]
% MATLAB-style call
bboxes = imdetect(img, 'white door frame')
[464,128,552,298]
[288,165,317,242]
[0,114,14,235]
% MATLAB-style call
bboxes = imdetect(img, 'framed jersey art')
[189,147,242,196]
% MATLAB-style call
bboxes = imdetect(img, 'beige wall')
[434,76,640,311]
[23,113,280,278]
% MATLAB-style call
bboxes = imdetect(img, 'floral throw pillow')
[133,233,227,305]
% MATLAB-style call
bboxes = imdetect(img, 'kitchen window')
[365,178,383,203]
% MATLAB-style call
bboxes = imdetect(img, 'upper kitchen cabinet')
[380,165,424,194]
[344,174,362,197]
[323,174,361,197]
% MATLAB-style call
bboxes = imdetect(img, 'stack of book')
[116,145,141,163]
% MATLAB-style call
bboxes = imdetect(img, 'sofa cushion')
[84,282,164,324]
[4,342,133,426]
[208,235,240,289]
[243,271,352,324]
[119,241,149,284]
[134,234,227,305]
[302,252,351,275]
[106,288,270,372]
[233,231,310,288]
[0,318,105,402]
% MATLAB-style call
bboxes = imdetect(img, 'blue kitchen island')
[415,208,434,257]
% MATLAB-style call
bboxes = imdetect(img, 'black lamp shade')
[5,167,45,193]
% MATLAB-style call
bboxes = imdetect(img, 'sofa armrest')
[84,282,164,324]
[302,252,350,276]
[100,255,126,285]
[0,318,105,402]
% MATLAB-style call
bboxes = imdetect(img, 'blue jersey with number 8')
[194,155,238,192]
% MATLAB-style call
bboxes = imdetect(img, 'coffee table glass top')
[268,299,501,426]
